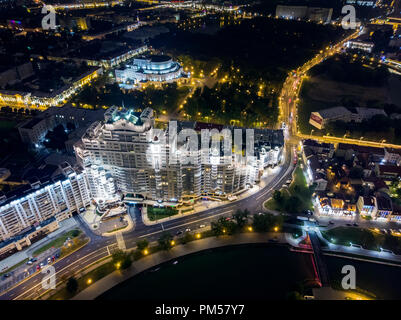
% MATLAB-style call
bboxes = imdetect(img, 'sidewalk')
[315,229,401,266]
[73,232,287,300]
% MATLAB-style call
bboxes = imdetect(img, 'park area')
[33,229,86,257]
[297,53,401,143]
[147,206,179,221]
[322,227,401,254]
[264,165,313,214]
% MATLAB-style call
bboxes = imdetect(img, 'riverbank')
[72,232,287,300]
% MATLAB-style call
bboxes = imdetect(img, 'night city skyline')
[0,0,401,315]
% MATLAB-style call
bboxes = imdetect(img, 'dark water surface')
[98,244,401,300]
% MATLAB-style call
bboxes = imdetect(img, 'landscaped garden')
[264,165,313,214]
[322,227,401,254]
[147,206,179,221]
[33,229,84,257]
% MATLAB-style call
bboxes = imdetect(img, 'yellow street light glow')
[274,226,279,232]
[248,226,253,232]
[143,249,149,255]
[116,262,121,269]
[170,240,175,246]
[87,278,92,285]
[222,229,226,233]
[196,233,201,239]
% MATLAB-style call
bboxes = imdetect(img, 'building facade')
[74,107,277,202]
[115,54,188,88]
[0,163,91,242]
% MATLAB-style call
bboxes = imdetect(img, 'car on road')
[36,265,41,271]
[175,231,183,236]
[269,238,279,243]
[353,223,358,227]
[26,260,33,265]
[185,228,191,232]
[329,221,334,225]
[31,258,37,262]
[346,223,352,226]
[199,224,206,228]
[47,257,52,264]
[40,262,44,268]
[285,179,292,185]
[2,273,10,279]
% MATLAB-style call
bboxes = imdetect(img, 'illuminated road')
[0,142,295,300]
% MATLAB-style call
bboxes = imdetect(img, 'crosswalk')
[115,232,126,251]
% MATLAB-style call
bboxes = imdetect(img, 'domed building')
[115,54,189,87]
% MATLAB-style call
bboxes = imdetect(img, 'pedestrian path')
[115,232,126,251]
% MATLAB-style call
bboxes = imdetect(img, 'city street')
[0,142,295,300]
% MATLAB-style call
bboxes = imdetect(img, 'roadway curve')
[0,143,294,300]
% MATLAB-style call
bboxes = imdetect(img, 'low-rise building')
[309,107,387,129]
[357,195,377,218]
[375,194,393,219]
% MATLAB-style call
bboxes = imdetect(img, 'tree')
[66,277,78,294]
[180,232,193,244]
[252,213,274,232]
[232,209,249,228]
[272,190,282,203]
[111,249,126,265]
[136,239,149,251]
[158,232,173,251]
[121,255,132,269]
[211,217,237,236]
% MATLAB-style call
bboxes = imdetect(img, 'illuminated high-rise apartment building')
[74,107,272,202]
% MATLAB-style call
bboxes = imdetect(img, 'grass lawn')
[33,229,82,257]
[0,258,29,276]
[322,227,385,251]
[147,206,178,221]
[264,165,313,214]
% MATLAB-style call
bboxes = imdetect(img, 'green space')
[264,166,313,214]
[147,206,179,221]
[297,53,401,144]
[322,227,401,254]
[71,74,191,115]
[33,229,82,257]
[0,258,29,276]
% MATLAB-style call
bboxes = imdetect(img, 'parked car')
[26,260,33,265]
[185,228,191,232]
[346,223,352,226]
[47,257,51,264]
[353,223,358,227]
[175,231,183,236]
[199,224,206,228]
[329,221,334,225]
